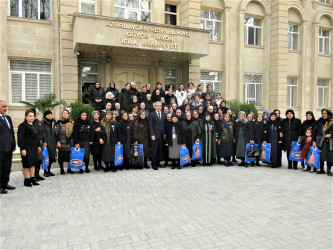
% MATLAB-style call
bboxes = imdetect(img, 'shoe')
[36,175,45,181]
[43,171,50,177]
[228,162,233,166]
[270,166,277,168]
[112,168,117,172]
[244,164,248,168]
[94,166,100,171]
[79,169,84,174]
[104,167,109,172]
[48,171,55,176]
[231,158,237,163]
[171,165,175,169]
[310,168,315,172]
[250,162,255,167]
[288,166,292,169]
[152,166,158,170]
[85,167,90,173]
[293,167,297,170]
[2,185,15,190]
[177,166,181,169]
[303,167,309,171]
[99,165,105,170]
[256,163,261,166]
[30,177,40,186]
[60,168,65,175]
[144,164,150,169]
[67,169,74,174]
[163,162,168,167]
[327,172,332,176]
[24,178,32,187]
[0,188,8,194]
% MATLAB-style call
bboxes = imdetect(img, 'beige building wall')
[1,0,333,170]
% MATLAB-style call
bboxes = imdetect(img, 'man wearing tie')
[149,101,166,170]
[0,101,16,194]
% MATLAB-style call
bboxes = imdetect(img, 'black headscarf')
[77,111,88,125]
[304,111,316,125]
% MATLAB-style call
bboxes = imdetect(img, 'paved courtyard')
[1,161,332,249]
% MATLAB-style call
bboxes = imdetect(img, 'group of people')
[0,81,332,193]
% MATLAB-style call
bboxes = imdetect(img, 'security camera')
[189,61,192,65]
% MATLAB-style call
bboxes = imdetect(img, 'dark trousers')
[0,151,13,187]
[151,137,162,167]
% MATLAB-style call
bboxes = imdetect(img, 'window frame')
[114,0,151,22]
[318,28,330,54]
[200,71,222,93]
[319,0,330,4]
[8,0,51,20]
[164,68,177,89]
[288,23,299,51]
[287,77,298,107]
[317,79,330,108]
[79,0,97,15]
[165,3,177,26]
[9,59,52,105]
[200,9,222,42]
[244,16,263,46]
[244,73,263,107]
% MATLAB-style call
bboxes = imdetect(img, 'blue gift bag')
[129,144,144,167]
[305,146,321,169]
[260,143,271,163]
[180,146,191,166]
[42,146,49,170]
[67,147,85,170]
[115,144,124,166]
[289,141,303,162]
[192,141,203,163]
[245,143,259,163]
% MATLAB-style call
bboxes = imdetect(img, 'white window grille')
[114,0,151,22]
[200,72,221,93]
[165,68,177,88]
[200,9,222,42]
[244,73,263,106]
[10,60,52,104]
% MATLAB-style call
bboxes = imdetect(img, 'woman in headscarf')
[89,81,105,111]
[302,111,318,138]
[118,112,133,170]
[56,109,74,175]
[264,112,282,168]
[316,109,333,175]
[105,81,119,105]
[213,113,222,164]
[71,110,94,174]
[219,114,234,166]
[90,110,103,171]
[201,113,218,166]
[133,110,150,168]
[252,113,265,166]
[100,111,121,172]
[234,111,254,167]
[181,112,201,167]
[41,110,57,177]
[165,114,184,169]
[119,83,132,113]
[162,113,172,167]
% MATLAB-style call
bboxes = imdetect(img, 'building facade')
[0,0,333,129]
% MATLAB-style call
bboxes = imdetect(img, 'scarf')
[59,118,74,138]
[101,118,115,143]
[44,117,54,128]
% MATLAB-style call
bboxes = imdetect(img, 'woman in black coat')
[90,111,103,171]
[17,109,41,187]
[105,81,119,105]
[144,94,154,112]
[152,82,165,99]
[41,110,57,177]
[264,113,282,168]
[281,109,302,169]
[252,114,265,166]
[301,111,318,138]
[89,81,105,111]
[72,111,94,174]
[213,113,222,164]
[201,114,217,166]
[133,110,150,168]
[118,112,133,170]
[234,111,254,167]
[119,83,132,113]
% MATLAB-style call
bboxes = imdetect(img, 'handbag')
[260,143,271,163]
[42,146,49,170]
[115,144,124,166]
[245,143,259,163]
[192,141,203,163]
[180,146,191,166]
[67,147,85,170]
[289,141,303,162]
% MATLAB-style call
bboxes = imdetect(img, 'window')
[114,0,151,22]
[10,60,51,104]
[165,68,177,89]
[317,79,329,108]
[200,9,222,42]
[81,63,99,104]
[244,73,263,106]
[200,72,221,92]
[318,28,330,54]
[165,4,177,25]
[288,24,299,50]
[287,77,298,107]
[10,0,50,20]
[244,16,262,46]
[79,0,96,15]
[319,0,330,4]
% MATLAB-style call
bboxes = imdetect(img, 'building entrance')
[113,65,149,90]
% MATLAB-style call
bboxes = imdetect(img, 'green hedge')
[68,101,95,121]
[227,99,258,116]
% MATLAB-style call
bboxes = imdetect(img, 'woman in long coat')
[100,111,121,172]
[182,112,201,166]
[17,109,42,187]
[302,111,318,138]
[133,110,150,168]
[41,110,57,177]
[90,111,103,171]
[72,111,94,174]
[89,81,105,111]
[252,114,265,166]
[105,81,119,105]
[219,114,234,166]
[264,112,281,168]
[56,109,74,175]
[119,83,132,112]
[234,111,254,167]
[118,112,133,170]
[201,114,218,166]
[316,109,333,175]
[165,115,184,169]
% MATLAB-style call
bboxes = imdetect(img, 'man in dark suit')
[148,101,166,170]
[0,101,16,194]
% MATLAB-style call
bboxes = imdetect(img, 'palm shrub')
[227,99,258,116]
[69,100,94,121]
[19,94,66,113]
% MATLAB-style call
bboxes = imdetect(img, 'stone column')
[155,64,163,88]
[237,9,245,101]
[269,0,288,112]
[223,6,231,99]
[300,21,308,116]
[0,0,8,101]
[104,61,113,87]
[102,0,112,17]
